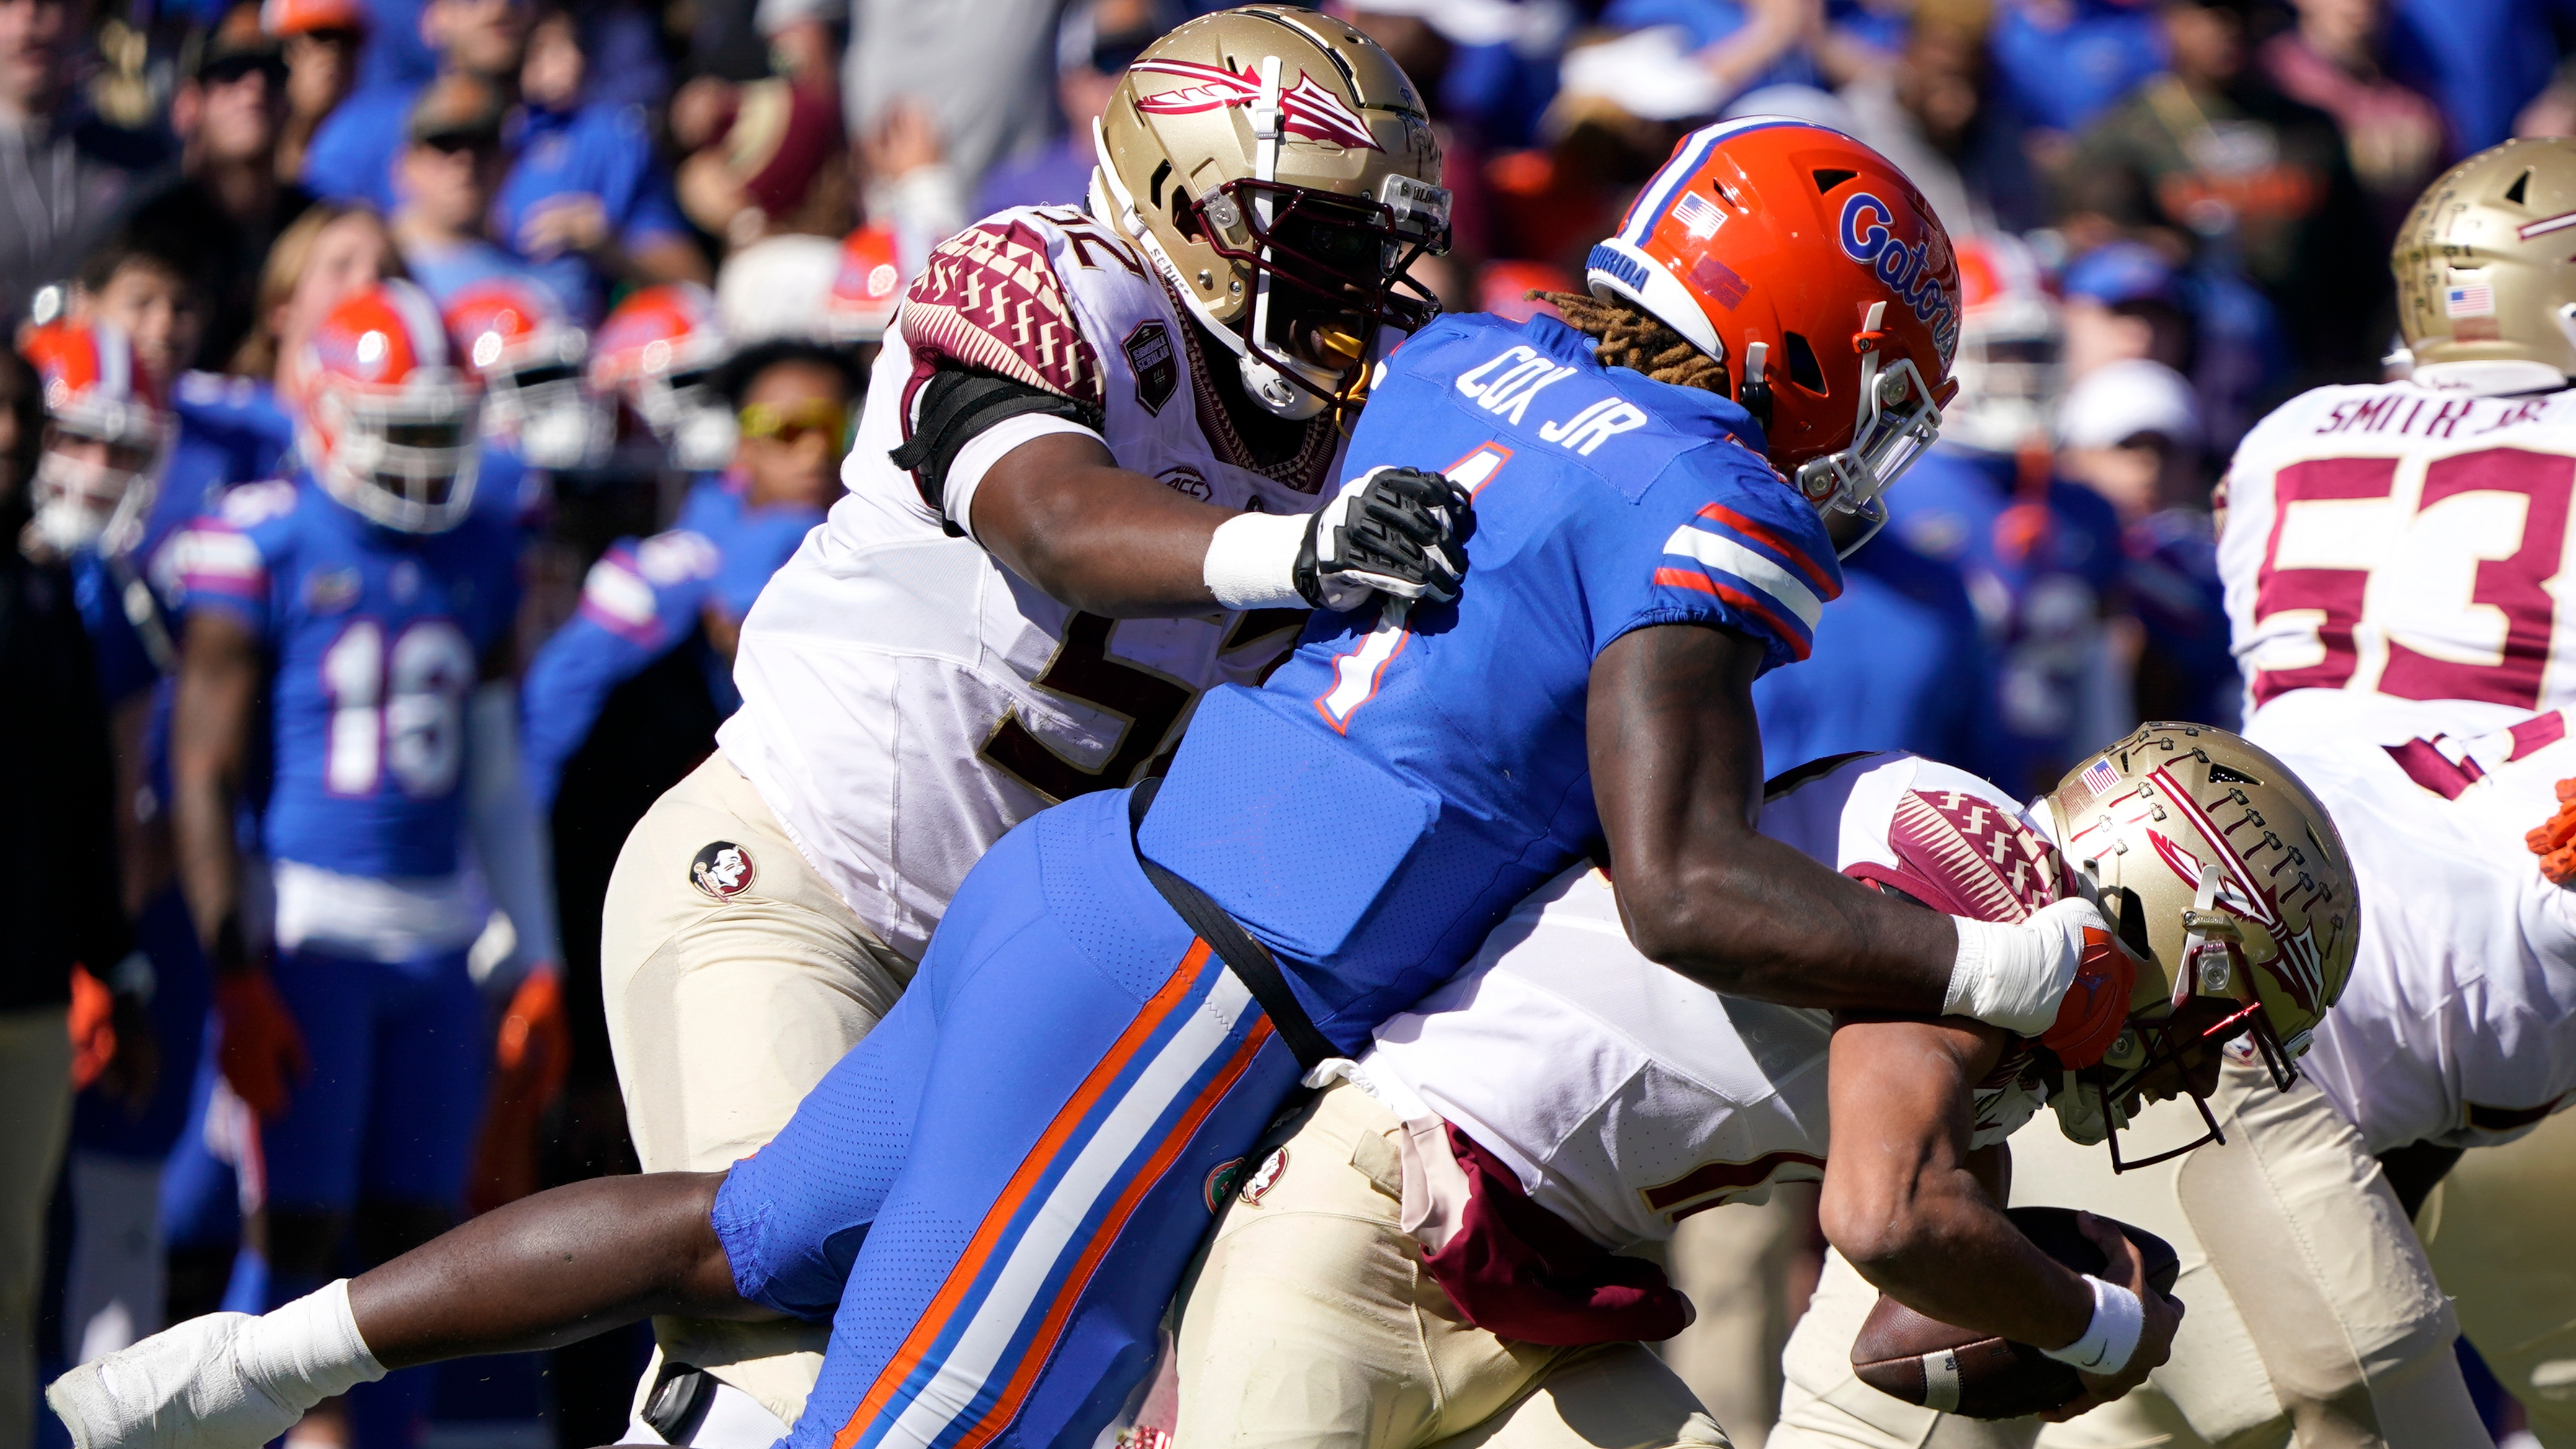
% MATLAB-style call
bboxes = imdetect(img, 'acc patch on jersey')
[691,841,756,899]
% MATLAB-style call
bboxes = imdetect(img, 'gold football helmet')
[2394,136,2576,393]
[1091,5,1450,421]
[2042,723,2361,1169]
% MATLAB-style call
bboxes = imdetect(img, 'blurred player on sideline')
[21,321,201,1367]
[1773,134,2576,1449]
[158,280,545,1449]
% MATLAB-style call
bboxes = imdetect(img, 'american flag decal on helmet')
[1129,58,1382,151]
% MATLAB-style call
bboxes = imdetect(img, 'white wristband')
[1203,509,1312,610]
[236,1279,387,1409]
[2039,1274,2144,1376]
[1944,903,2086,1036]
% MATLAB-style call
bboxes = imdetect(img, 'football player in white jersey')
[1155,730,2346,1449]
[1775,138,2576,1449]
[592,9,1470,1436]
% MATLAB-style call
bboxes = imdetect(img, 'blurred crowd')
[2,0,2573,1443]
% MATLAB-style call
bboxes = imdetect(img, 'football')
[1849,1206,2181,1420]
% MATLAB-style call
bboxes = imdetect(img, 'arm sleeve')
[1589,451,1844,675]
[518,532,720,812]
[467,680,562,973]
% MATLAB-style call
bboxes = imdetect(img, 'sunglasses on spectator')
[203,53,289,86]
[421,132,503,156]
[739,399,849,449]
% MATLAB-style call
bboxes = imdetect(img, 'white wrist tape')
[942,414,1102,543]
[237,1279,387,1409]
[1202,510,1312,610]
[1944,900,2088,1036]
[45,1281,384,1449]
[2039,1274,2145,1376]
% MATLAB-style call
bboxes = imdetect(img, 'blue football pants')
[713,787,1305,1449]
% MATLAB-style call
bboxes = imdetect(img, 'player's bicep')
[1587,620,1770,866]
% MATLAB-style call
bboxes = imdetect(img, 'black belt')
[1126,778,1339,1074]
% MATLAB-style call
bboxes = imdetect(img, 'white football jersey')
[1357,752,2062,1251]
[2250,708,2576,1153]
[718,205,1343,960]
[2217,380,2576,742]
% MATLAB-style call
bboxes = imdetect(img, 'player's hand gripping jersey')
[1139,308,1840,1051]
[2217,380,2576,738]
[2258,708,2576,1152]
[718,205,1354,961]
[174,473,520,885]
[1357,751,2060,1254]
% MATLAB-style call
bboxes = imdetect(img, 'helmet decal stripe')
[1617,117,1828,246]
[1129,57,1381,152]
[387,282,451,370]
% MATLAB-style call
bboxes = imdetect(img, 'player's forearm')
[1590,623,1957,1011]
[349,1172,766,1369]
[974,441,1231,617]
[1821,1023,2094,1349]
[171,617,260,957]
[1824,1166,2095,1350]
[1618,834,1959,1011]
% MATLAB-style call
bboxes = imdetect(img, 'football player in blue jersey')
[50,120,2154,1449]
[21,320,210,1367]
[155,280,532,1449]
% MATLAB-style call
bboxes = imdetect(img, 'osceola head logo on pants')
[691,841,755,899]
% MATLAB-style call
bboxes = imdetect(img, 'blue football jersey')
[519,477,821,811]
[1140,311,1840,1050]
[174,473,521,880]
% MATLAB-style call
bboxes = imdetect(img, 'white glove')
[1945,896,2108,1037]
[49,1282,384,1449]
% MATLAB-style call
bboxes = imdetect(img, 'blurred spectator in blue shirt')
[307,0,703,321]
[2060,236,2286,453]
[1987,0,2163,145]
[2384,0,2573,153]
[303,0,525,211]
[387,72,534,304]
[974,0,1162,216]
[267,0,368,183]
[496,5,705,320]
[356,0,435,90]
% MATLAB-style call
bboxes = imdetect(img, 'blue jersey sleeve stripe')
[1695,501,1840,599]
[1652,567,1815,661]
[1661,524,1825,633]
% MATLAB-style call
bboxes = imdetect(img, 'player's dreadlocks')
[1534,291,1732,396]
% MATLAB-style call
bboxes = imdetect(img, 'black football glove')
[1294,465,1476,613]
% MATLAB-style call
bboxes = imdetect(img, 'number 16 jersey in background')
[2219,379,2576,741]
[172,473,521,881]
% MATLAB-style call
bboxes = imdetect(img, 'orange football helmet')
[588,282,735,471]
[261,0,366,35]
[25,320,171,555]
[299,280,483,533]
[825,223,905,347]
[1944,232,2060,455]
[444,277,610,471]
[1585,117,1959,547]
